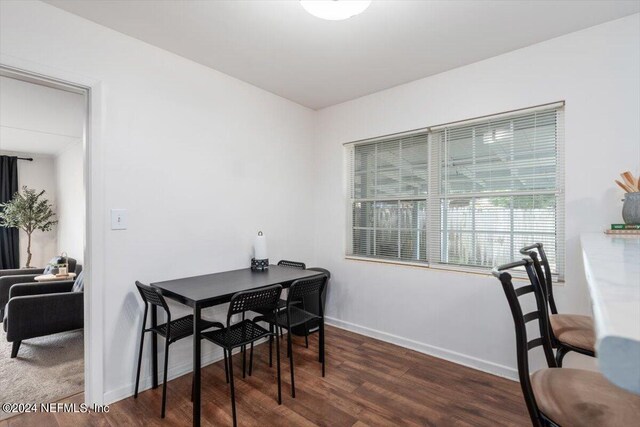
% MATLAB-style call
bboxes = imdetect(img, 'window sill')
[344,255,564,284]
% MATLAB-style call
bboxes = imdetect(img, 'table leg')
[151,305,158,389]
[193,305,201,427]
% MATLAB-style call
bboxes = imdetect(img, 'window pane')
[353,143,376,199]
[352,228,374,257]
[442,110,557,195]
[400,136,429,197]
[441,195,558,272]
[376,229,399,259]
[400,229,427,261]
[353,201,374,228]
[375,201,399,229]
[376,141,401,198]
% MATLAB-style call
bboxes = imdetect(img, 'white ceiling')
[45,0,640,109]
[0,76,85,156]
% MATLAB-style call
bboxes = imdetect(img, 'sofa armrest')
[10,281,75,298]
[0,274,39,310]
[0,268,45,278]
[5,293,84,342]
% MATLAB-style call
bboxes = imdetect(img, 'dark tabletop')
[151,265,323,308]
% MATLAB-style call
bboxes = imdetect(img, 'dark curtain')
[0,155,19,269]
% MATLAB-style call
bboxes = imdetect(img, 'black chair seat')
[151,315,221,344]
[202,319,271,349]
[263,306,320,329]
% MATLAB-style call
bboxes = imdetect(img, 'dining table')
[151,264,323,427]
[581,233,640,395]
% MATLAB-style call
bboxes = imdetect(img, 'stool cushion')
[550,313,595,352]
[531,368,640,427]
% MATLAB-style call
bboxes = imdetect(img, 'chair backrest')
[492,259,557,427]
[307,267,331,279]
[520,243,558,314]
[277,260,306,269]
[135,281,170,313]
[287,274,327,316]
[227,284,282,326]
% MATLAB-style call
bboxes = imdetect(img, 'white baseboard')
[325,316,517,381]
[103,336,274,405]
[103,347,225,404]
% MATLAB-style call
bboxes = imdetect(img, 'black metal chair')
[493,259,640,426]
[134,281,222,418]
[201,284,283,427]
[520,243,595,366]
[291,267,330,350]
[263,274,327,398]
[253,260,306,341]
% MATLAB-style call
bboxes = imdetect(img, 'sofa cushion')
[72,271,84,292]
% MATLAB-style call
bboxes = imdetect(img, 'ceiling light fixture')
[300,0,372,21]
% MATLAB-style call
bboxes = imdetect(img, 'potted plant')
[0,186,57,268]
[615,171,640,225]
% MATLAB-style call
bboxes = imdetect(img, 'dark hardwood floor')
[1,326,529,426]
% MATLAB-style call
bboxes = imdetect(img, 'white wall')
[314,14,640,378]
[0,0,317,403]
[55,144,84,263]
[0,150,57,268]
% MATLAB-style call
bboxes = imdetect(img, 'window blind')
[348,134,429,263]
[347,104,564,278]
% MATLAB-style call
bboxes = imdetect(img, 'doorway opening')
[0,66,90,419]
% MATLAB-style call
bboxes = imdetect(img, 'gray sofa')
[4,267,84,358]
[0,257,78,316]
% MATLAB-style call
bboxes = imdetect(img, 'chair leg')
[10,340,21,358]
[305,330,309,349]
[556,346,569,367]
[224,349,229,384]
[249,342,254,376]
[134,332,145,398]
[320,320,325,377]
[161,340,170,418]
[269,324,273,367]
[287,331,295,398]
[242,345,247,379]
[228,348,238,427]
[275,331,282,405]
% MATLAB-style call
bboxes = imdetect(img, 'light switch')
[111,209,128,230]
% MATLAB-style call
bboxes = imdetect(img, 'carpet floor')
[0,330,84,421]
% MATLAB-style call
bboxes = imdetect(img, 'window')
[346,104,564,278]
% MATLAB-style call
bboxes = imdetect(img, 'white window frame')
[345,102,565,280]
